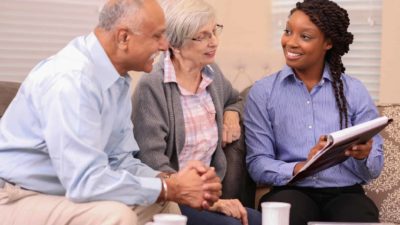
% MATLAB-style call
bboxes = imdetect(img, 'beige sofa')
[1,81,399,224]
[0,81,20,118]
[364,104,400,224]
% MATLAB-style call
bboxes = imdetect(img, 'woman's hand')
[345,139,373,160]
[222,111,241,147]
[209,199,248,225]
[293,135,327,175]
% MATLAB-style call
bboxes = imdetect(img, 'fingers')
[345,139,373,160]
[199,167,221,208]
[238,202,248,225]
[202,200,211,210]
[319,135,328,142]
[222,111,241,145]
[230,199,248,224]
[214,199,248,225]
[184,160,207,174]
[222,126,240,146]
[308,135,328,160]
[293,161,306,176]
[203,193,219,209]
[203,182,222,203]
[222,124,229,146]
[200,167,219,182]
[174,163,222,210]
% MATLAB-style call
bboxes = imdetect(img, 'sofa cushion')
[221,86,257,208]
[0,81,20,118]
[364,104,400,224]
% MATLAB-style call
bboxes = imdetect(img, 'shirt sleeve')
[343,79,384,182]
[38,73,161,205]
[244,83,296,186]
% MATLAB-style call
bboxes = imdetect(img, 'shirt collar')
[86,32,129,91]
[279,63,333,84]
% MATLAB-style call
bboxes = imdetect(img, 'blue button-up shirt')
[0,33,161,205]
[244,64,383,187]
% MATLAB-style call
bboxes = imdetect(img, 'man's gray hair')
[98,0,145,31]
[159,0,216,48]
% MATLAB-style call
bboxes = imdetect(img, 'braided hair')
[291,0,354,129]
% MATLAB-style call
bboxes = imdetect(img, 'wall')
[378,0,400,104]
[205,0,284,91]
[205,0,399,103]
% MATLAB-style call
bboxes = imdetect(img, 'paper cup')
[146,214,187,225]
[261,202,291,225]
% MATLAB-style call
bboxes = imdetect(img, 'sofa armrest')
[222,122,257,208]
[0,81,21,118]
[364,104,400,224]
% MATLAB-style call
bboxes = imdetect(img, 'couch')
[222,87,400,224]
[0,81,20,118]
[1,81,399,224]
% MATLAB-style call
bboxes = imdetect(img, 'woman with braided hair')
[244,0,382,224]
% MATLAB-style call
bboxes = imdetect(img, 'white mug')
[261,202,291,225]
[145,214,187,225]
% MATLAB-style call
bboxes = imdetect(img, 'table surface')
[308,222,395,225]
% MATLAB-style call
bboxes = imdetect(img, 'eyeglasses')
[189,24,224,43]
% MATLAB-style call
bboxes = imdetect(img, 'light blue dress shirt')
[244,64,383,187]
[0,33,161,205]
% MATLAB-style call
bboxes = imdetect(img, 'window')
[0,0,101,82]
[271,0,382,101]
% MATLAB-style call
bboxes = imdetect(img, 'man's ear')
[171,46,180,54]
[116,28,130,50]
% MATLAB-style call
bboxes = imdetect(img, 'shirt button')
[308,125,312,129]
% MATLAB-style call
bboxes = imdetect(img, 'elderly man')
[0,0,221,225]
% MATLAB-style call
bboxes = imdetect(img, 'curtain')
[0,0,101,81]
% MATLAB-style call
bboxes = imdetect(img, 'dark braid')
[291,0,354,128]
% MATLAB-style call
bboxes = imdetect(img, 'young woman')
[244,0,382,224]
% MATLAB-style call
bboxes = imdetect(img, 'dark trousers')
[180,204,261,225]
[259,184,379,225]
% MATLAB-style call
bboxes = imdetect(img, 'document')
[288,116,393,184]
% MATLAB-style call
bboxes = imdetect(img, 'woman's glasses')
[189,24,224,44]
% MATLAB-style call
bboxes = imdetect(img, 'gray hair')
[159,0,216,48]
[98,0,145,31]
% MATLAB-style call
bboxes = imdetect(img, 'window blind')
[271,0,382,101]
[0,0,101,82]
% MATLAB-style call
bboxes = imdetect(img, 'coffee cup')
[261,202,291,225]
[145,213,187,225]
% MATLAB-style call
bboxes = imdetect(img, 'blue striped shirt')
[244,64,383,187]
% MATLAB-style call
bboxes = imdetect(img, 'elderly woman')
[131,0,261,225]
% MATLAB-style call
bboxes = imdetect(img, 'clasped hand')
[167,160,222,210]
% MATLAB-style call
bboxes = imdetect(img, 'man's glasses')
[189,24,224,44]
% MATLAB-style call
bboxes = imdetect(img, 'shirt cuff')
[136,177,162,205]
[277,161,298,185]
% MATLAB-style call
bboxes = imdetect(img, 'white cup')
[261,202,291,225]
[145,214,187,225]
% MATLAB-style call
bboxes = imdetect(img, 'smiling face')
[177,21,220,68]
[281,10,332,74]
[122,0,168,73]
